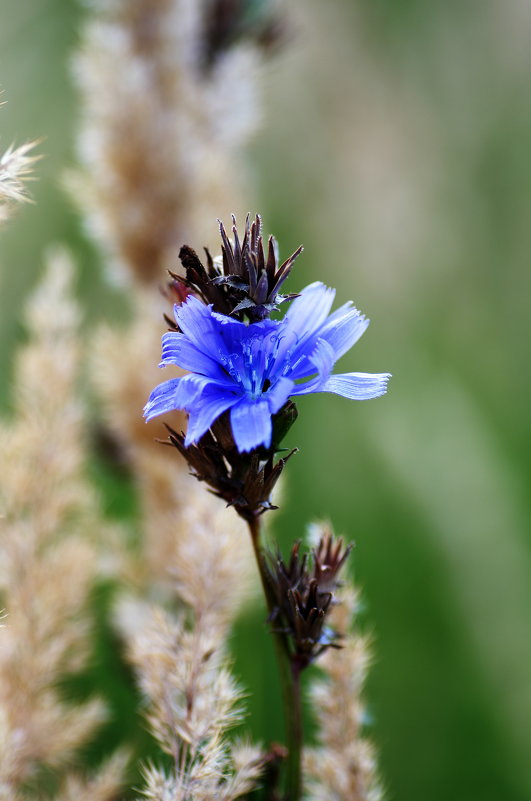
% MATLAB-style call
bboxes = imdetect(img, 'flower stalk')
[247,514,303,801]
[144,216,390,800]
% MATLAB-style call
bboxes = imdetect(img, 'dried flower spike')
[176,214,302,322]
[264,531,352,670]
[312,526,353,593]
[215,213,303,320]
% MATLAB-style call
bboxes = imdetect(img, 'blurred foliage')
[1,1,531,800]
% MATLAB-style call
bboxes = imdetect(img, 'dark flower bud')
[312,526,353,594]
[264,531,352,670]
[172,214,302,322]
[214,214,302,321]
[161,405,298,522]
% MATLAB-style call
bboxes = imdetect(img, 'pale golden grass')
[123,480,261,800]
[52,751,129,801]
[305,583,383,801]
[72,0,259,285]
[0,139,39,222]
[170,483,255,626]
[0,252,125,797]
[129,609,263,801]
[90,290,190,587]
[0,98,39,223]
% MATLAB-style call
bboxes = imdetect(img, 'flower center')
[218,329,287,400]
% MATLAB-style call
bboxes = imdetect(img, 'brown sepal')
[264,533,352,670]
[166,215,302,322]
[162,407,298,522]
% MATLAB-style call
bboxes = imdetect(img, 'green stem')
[247,516,303,801]
[286,662,303,801]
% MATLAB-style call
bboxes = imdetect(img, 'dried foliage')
[129,609,263,801]
[0,252,126,797]
[0,99,39,224]
[73,0,265,285]
[90,293,190,587]
[123,479,262,800]
[0,140,39,223]
[51,752,129,801]
[305,581,383,801]
[162,407,298,523]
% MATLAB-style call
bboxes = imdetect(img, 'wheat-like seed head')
[305,577,384,801]
[0,252,126,795]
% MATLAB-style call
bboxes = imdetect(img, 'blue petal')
[282,282,336,351]
[173,298,278,381]
[144,374,215,420]
[319,372,391,400]
[143,377,184,421]
[173,373,217,407]
[174,296,228,360]
[185,387,240,446]
[214,314,278,356]
[160,331,231,382]
[310,339,335,378]
[274,283,337,379]
[316,305,370,360]
[290,340,335,395]
[230,399,273,452]
[266,376,295,414]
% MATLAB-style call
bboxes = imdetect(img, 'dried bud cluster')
[265,530,352,670]
[202,0,284,70]
[163,402,298,521]
[173,214,302,322]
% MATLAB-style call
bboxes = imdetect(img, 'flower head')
[144,281,390,453]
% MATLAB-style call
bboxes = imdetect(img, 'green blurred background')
[1,1,531,799]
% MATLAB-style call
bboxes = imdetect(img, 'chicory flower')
[144,281,390,453]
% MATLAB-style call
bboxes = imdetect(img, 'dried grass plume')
[0,103,39,225]
[0,251,125,798]
[305,576,383,801]
[73,0,262,285]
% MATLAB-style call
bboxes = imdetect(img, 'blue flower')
[144,281,390,453]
